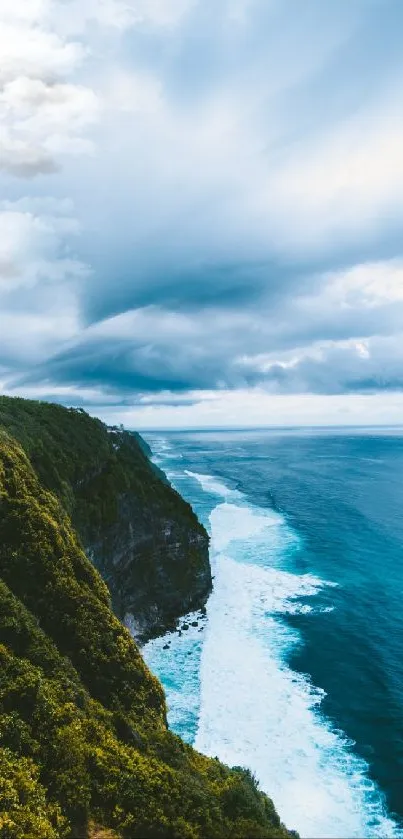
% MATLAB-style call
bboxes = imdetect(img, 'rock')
[0,397,213,645]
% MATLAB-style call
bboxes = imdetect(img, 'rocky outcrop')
[0,397,212,640]
[83,431,212,641]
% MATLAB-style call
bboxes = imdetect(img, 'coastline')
[143,431,403,839]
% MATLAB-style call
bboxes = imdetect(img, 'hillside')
[0,397,211,640]
[0,419,293,838]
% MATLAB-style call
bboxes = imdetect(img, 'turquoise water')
[142,429,403,839]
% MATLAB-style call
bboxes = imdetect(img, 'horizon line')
[132,423,403,433]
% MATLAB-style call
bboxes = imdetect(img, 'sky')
[1,0,403,428]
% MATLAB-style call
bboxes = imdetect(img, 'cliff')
[0,423,292,839]
[0,396,212,641]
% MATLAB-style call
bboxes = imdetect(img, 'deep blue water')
[142,428,403,838]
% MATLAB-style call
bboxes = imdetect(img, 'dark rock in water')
[182,623,189,631]
[198,627,204,632]
[191,621,198,627]
[163,643,170,650]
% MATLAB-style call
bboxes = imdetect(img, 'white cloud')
[0,0,100,176]
[0,306,79,365]
[269,94,403,251]
[91,389,403,429]
[0,0,196,177]
[0,21,83,84]
[0,76,99,176]
[0,198,84,366]
[0,0,50,25]
[234,331,403,396]
[235,338,373,374]
[274,259,403,348]
[0,200,90,291]
[69,5,403,285]
[1,0,403,421]
[324,260,403,308]
[47,0,195,34]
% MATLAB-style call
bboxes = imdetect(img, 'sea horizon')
[135,423,403,433]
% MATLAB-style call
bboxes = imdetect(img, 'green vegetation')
[0,396,200,535]
[0,396,211,636]
[0,401,292,839]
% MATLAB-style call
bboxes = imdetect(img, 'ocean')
[141,428,403,839]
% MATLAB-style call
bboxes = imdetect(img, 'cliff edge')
[0,422,293,839]
[0,396,211,640]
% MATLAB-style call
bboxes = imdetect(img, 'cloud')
[0,198,86,369]
[2,0,403,424]
[0,307,79,368]
[236,334,403,394]
[49,0,195,33]
[0,0,99,176]
[268,94,403,253]
[0,18,83,84]
[52,0,403,327]
[89,390,403,430]
[323,260,403,307]
[0,198,90,291]
[0,76,99,176]
[11,254,403,399]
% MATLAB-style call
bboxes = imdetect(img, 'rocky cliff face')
[81,430,212,641]
[0,397,211,640]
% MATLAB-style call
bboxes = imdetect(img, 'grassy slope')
[0,429,291,839]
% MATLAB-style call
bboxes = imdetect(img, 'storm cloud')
[1,0,403,425]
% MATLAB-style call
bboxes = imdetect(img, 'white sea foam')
[193,494,401,839]
[144,450,401,839]
[142,609,204,741]
[184,470,242,500]
[210,501,285,553]
[148,437,174,466]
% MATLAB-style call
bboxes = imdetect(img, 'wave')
[143,445,402,839]
[210,501,288,553]
[193,491,401,839]
[184,469,242,500]
[143,608,204,744]
[147,436,175,466]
